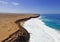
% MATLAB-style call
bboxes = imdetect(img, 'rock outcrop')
[0,13,40,42]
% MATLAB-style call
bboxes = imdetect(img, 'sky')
[0,0,60,14]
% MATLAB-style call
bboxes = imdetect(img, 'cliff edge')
[0,13,40,42]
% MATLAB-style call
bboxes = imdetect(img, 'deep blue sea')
[40,14,60,30]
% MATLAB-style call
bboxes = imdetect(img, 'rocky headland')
[0,13,40,42]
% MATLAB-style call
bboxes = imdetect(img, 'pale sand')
[24,17,60,42]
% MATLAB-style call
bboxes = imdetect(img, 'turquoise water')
[40,14,60,30]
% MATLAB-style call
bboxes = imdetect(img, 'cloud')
[0,1,19,6]
[0,1,8,4]
[11,2,19,6]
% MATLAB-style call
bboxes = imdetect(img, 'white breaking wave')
[23,17,60,42]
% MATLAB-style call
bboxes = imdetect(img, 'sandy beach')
[24,17,60,42]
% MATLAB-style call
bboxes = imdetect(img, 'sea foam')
[23,17,60,42]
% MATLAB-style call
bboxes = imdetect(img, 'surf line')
[37,18,60,42]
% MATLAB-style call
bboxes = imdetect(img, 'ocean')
[23,14,60,42]
[40,14,60,30]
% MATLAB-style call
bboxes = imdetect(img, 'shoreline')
[23,17,57,42]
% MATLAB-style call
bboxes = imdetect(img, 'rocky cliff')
[0,13,40,42]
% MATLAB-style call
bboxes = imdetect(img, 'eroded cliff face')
[0,13,40,42]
